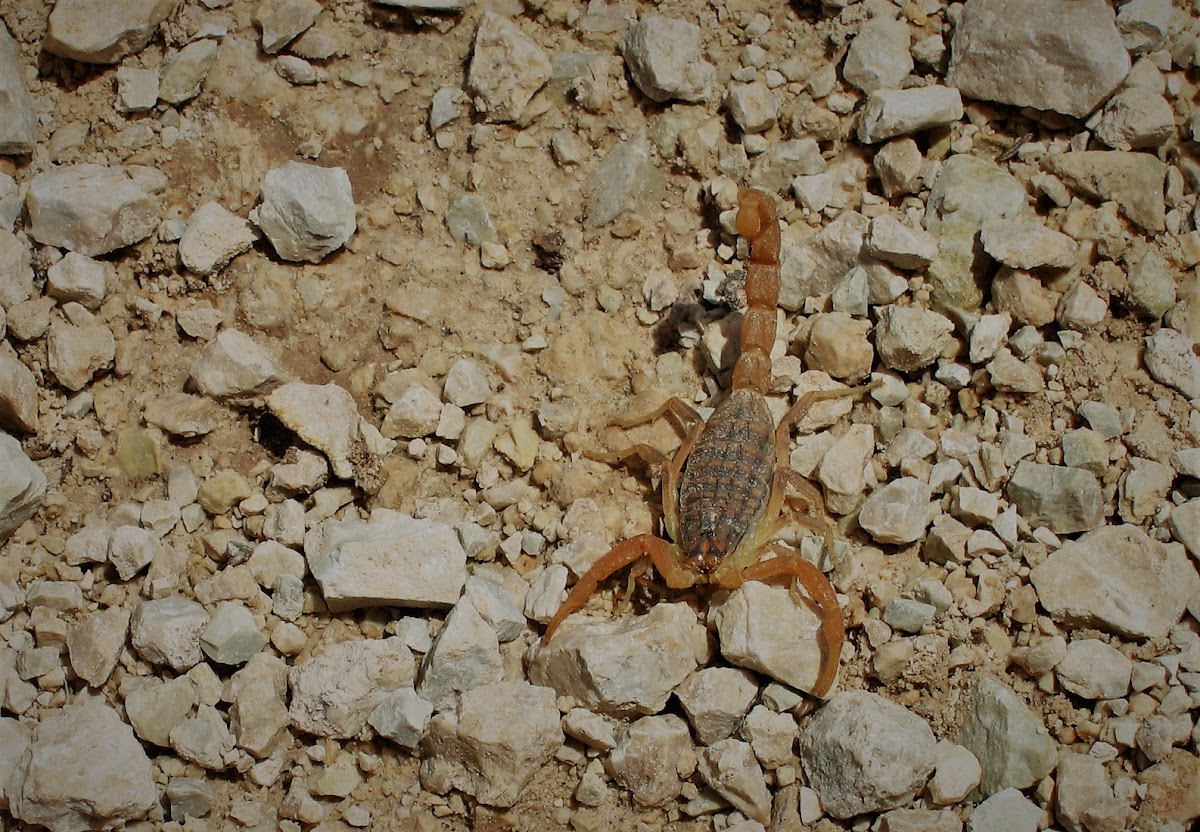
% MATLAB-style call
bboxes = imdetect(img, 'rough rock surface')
[26,164,166,256]
[0,432,47,543]
[44,0,180,64]
[798,691,937,819]
[288,637,415,738]
[251,162,355,263]
[955,673,1057,797]
[0,23,37,154]
[466,12,551,123]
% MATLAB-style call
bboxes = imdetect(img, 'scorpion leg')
[738,544,845,698]
[543,534,694,642]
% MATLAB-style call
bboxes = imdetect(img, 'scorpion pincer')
[543,187,875,698]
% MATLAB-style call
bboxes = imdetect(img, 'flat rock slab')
[306,509,467,612]
[420,681,562,808]
[529,602,708,716]
[9,699,157,831]
[26,164,166,256]
[45,0,180,64]
[946,0,1129,118]
[1029,524,1199,640]
[798,691,937,819]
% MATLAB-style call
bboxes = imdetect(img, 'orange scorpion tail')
[732,188,781,396]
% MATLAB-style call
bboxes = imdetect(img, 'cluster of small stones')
[1,0,1200,830]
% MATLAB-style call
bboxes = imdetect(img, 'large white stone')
[0,431,45,543]
[45,0,180,64]
[26,164,166,256]
[251,162,355,263]
[288,637,415,738]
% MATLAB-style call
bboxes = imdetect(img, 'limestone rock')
[420,681,562,807]
[179,201,257,276]
[675,667,758,745]
[798,691,937,819]
[1144,327,1200,398]
[955,672,1059,797]
[189,329,286,401]
[45,0,180,64]
[697,739,772,824]
[267,381,391,493]
[130,595,209,671]
[859,477,933,545]
[169,705,234,771]
[46,310,115,392]
[416,597,503,710]
[46,252,110,310]
[0,353,38,434]
[369,688,434,749]
[9,700,157,831]
[842,15,912,94]
[288,637,415,738]
[1030,524,1199,640]
[606,714,696,806]
[227,653,290,758]
[26,164,166,256]
[1093,88,1175,151]
[1005,460,1103,534]
[466,11,551,122]
[0,432,46,544]
[251,162,355,263]
[875,306,954,373]
[0,22,37,154]
[0,717,31,811]
[199,601,266,666]
[1043,150,1167,234]
[621,15,714,103]
[979,218,1078,271]
[158,38,219,105]
[306,510,467,612]
[124,676,196,748]
[66,606,130,687]
[254,0,320,54]
[857,86,963,144]
[0,229,33,307]
[946,0,1130,118]
[529,602,708,716]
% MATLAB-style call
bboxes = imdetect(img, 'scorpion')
[543,187,875,698]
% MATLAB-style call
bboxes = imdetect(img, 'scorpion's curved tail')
[733,188,781,396]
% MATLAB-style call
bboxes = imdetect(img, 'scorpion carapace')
[543,188,874,698]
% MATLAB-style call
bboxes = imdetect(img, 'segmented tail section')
[732,188,781,395]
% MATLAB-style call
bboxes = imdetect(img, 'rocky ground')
[2,0,1200,830]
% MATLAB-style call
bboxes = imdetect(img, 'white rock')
[130,595,209,671]
[842,15,911,93]
[381,384,442,438]
[108,524,162,581]
[1144,327,1200,398]
[199,601,267,666]
[529,602,707,716]
[369,687,434,749]
[251,162,355,263]
[1056,752,1128,832]
[0,354,38,434]
[26,164,166,256]
[874,137,924,198]
[0,174,19,231]
[267,381,390,493]
[1031,524,1200,640]
[726,82,777,134]
[562,707,618,751]
[1093,88,1175,150]
[875,305,955,373]
[797,691,936,819]
[606,714,696,806]
[254,0,320,54]
[1044,150,1166,234]
[420,681,562,807]
[170,704,235,770]
[865,215,938,270]
[288,637,415,738]
[158,38,219,104]
[63,606,128,687]
[189,328,286,401]
[698,738,772,824]
[969,313,1011,364]
[178,202,257,276]
[1054,638,1133,700]
[979,218,1078,270]
[465,11,551,122]
[621,15,714,103]
[417,596,503,710]
[44,0,180,63]
[46,310,115,392]
[675,667,759,745]
[711,582,829,696]
[738,705,797,770]
[956,673,1059,796]
[0,717,31,811]
[0,229,33,307]
[0,432,47,544]
[0,22,37,154]
[46,252,110,310]
[226,653,289,758]
[124,676,196,749]
[929,740,981,806]
[859,478,933,545]
[946,0,1130,118]
[114,66,158,112]
[969,788,1041,832]
[305,509,467,611]
[857,86,963,144]
[462,576,526,642]
[9,699,158,830]
[1117,0,1175,54]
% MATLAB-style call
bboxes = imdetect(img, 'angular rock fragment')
[0,22,37,154]
[199,601,267,666]
[698,738,772,824]
[254,0,321,54]
[26,164,166,256]
[842,15,911,94]
[621,15,714,103]
[466,11,551,122]
[306,509,466,611]
[170,705,235,770]
[47,252,110,310]
[1030,524,1199,640]
[288,637,415,738]
[857,86,963,144]
[251,162,355,263]
[369,688,433,749]
[1054,638,1131,700]
[0,353,38,434]
[859,477,933,545]
[9,700,158,831]
[875,306,954,373]
[606,714,696,806]
[416,597,503,710]
[798,691,936,818]
[267,381,390,493]
[179,201,257,276]
[1005,460,1103,534]
[955,673,1059,797]
[45,0,180,64]
[66,606,130,687]
[125,677,196,747]
[130,595,209,671]
[46,310,115,392]
[946,0,1130,118]
[1043,150,1167,234]
[158,39,219,105]
[228,654,290,758]
[420,681,562,807]
[189,329,286,401]
[529,602,707,716]
[0,432,46,544]
[1144,327,1200,398]
[979,218,1078,271]
[675,667,758,745]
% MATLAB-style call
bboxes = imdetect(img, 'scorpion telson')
[543,188,876,698]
